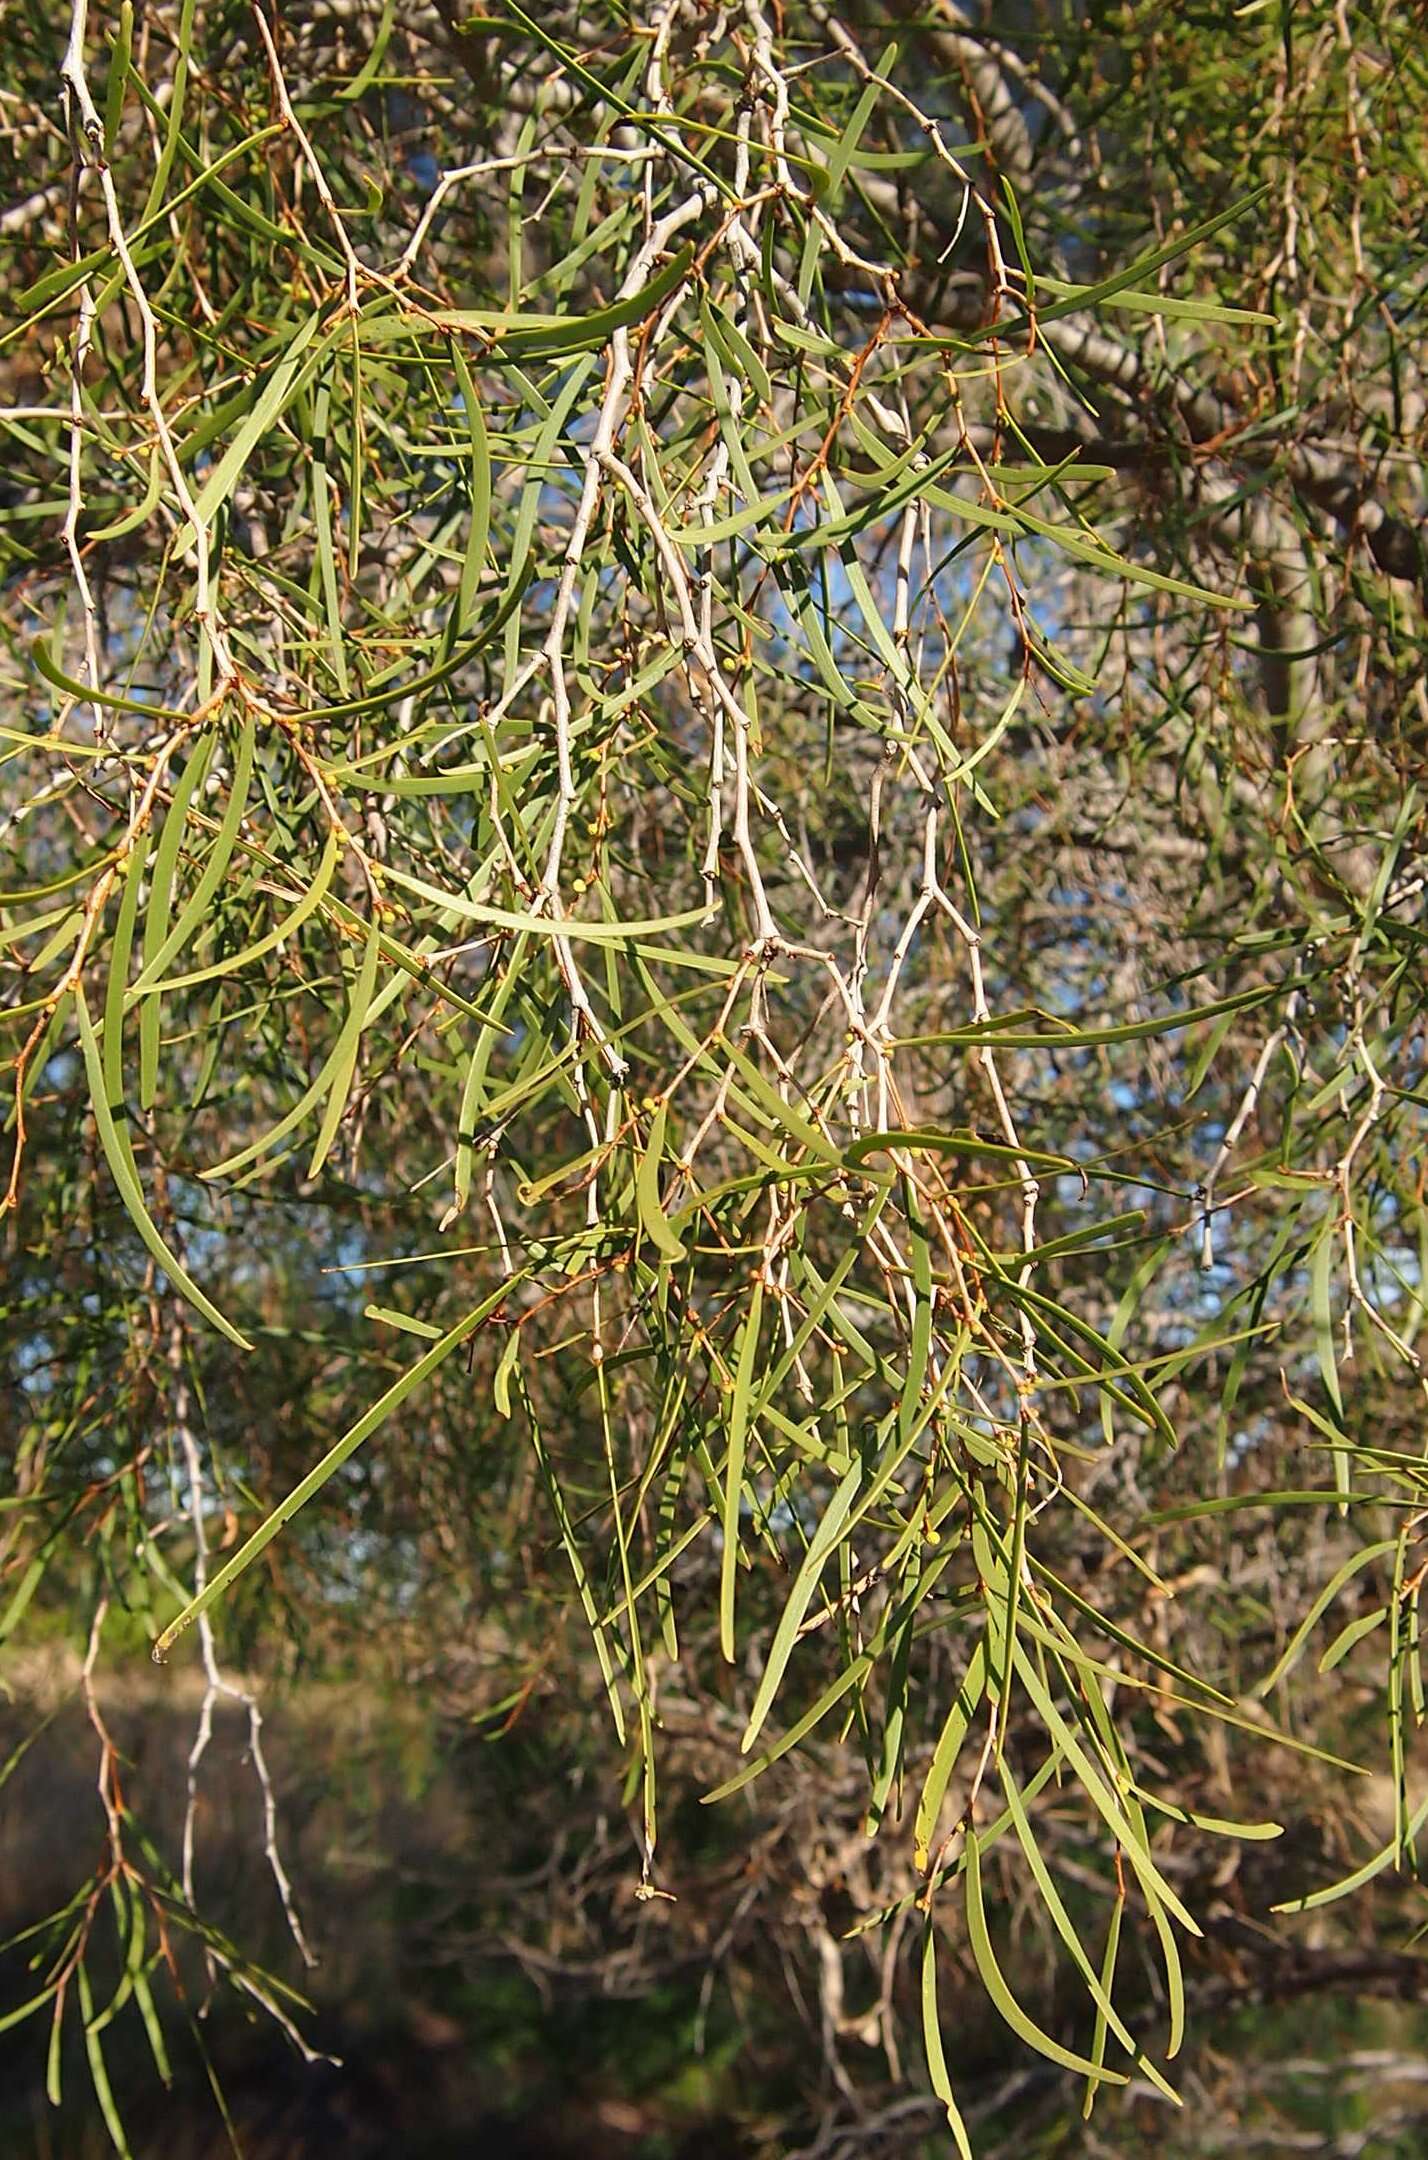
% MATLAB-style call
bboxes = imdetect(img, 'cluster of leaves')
[1,0,1425,2149]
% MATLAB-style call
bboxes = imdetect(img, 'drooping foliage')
[1,0,1426,2147]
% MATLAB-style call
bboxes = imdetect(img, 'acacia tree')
[1,0,1426,2149]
